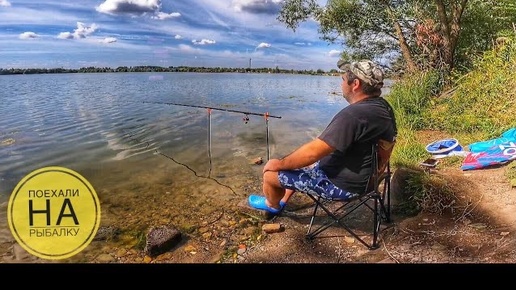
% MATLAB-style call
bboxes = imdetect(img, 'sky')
[0,0,344,71]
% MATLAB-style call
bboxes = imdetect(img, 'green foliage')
[384,70,443,171]
[278,0,413,68]
[134,231,147,250]
[321,0,400,61]
[392,169,428,216]
[427,35,516,136]
[437,155,464,168]
[277,0,321,31]
[386,70,441,130]
[393,189,422,217]
[387,127,427,169]
[455,0,516,73]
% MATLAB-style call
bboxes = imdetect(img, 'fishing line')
[155,150,238,195]
[125,102,283,196]
[207,108,212,177]
[121,122,238,195]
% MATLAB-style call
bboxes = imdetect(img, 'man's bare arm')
[263,138,334,173]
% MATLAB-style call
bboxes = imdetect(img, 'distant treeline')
[0,65,338,76]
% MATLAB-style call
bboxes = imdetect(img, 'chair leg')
[384,179,391,222]
[305,195,342,239]
[306,196,321,236]
[305,193,390,250]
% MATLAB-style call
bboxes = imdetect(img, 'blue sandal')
[248,194,286,214]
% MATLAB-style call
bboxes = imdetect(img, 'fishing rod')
[141,101,282,119]
[142,101,281,161]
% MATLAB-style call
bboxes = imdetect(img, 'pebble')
[262,223,284,233]
[96,253,116,263]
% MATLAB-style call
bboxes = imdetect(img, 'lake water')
[0,72,348,201]
[0,72,392,260]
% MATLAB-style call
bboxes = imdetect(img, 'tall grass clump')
[385,70,442,168]
[427,35,516,138]
[387,70,441,131]
[388,127,426,169]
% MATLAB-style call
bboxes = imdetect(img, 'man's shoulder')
[346,97,383,111]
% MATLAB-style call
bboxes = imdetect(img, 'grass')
[430,43,516,136]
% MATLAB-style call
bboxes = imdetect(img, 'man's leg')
[282,189,295,204]
[263,170,289,210]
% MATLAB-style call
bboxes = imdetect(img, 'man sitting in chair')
[248,59,397,215]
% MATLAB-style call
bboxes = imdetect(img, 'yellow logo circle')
[7,166,101,260]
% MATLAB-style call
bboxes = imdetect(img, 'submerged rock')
[144,225,182,257]
[94,226,121,241]
[250,157,263,165]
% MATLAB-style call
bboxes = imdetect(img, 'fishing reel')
[243,114,250,124]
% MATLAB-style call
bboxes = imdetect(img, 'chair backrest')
[377,139,395,174]
[366,139,395,192]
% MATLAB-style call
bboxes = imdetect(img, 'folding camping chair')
[304,139,395,250]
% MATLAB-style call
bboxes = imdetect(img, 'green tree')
[278,0,515,73]
[454,0,516,71]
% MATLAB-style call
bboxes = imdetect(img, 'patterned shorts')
[277,162,359,200]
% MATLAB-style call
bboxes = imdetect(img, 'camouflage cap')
[337,59,384,89]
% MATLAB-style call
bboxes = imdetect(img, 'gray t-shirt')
[318,97,396,193]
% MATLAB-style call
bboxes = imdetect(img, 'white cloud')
[96,0,181,20]
[101,37,117,43]
[177,44,201,53]
[232,0,282,14]
[0,0,11,7]
[96,0,160,15]
[57,32,73,39]
[256,42,271,49]
[57,22,98,39]
[74,22,98,38]
[152,11,181,20]
[174,35,183,39]
[19,32,38,39]
[192,39,216,45]
[328,49,341,57]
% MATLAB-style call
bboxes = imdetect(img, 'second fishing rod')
[142,101,282,161]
